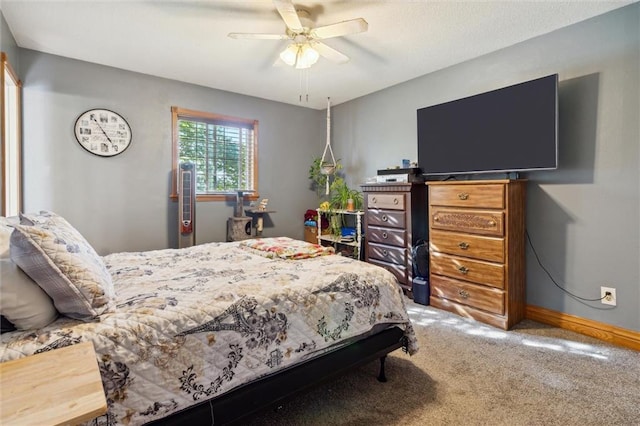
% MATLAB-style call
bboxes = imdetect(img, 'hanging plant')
[318,97,337,194]
[309,157,342,200]
[321,163,336,175]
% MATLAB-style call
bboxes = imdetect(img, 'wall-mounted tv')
[417,74,558,176]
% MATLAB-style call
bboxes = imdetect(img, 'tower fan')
[178,162,196,248]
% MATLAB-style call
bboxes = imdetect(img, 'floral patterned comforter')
[0,241,417,425]
[239,236,335,259]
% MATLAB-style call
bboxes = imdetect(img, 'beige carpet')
[243,300,639,425]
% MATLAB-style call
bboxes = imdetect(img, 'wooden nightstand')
[0,341,107,425]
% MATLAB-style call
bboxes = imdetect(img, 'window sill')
[170,193,259,202]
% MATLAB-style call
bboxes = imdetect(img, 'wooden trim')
[1,52,5,216]
[169,193,258,202]
[171,106,256,126]
[170,106,179,198]
[1,51,23,216]
[525,305,640,351]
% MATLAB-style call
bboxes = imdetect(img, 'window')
[1,52,22,216]
[171,107,258,201]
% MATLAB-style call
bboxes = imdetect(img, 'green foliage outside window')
[178,119,254,194]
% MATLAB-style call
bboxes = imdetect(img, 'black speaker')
[412,277,429,305]
[412,241,429,278]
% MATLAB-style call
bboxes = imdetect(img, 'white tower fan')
[178,161,196,248]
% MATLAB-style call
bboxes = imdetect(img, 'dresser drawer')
[368,242,406,265]
[429,184,504,208]
[366,210,406,229]
[431,275,505,315]
[368,259,407,285]
[367,193,406,210]
[431,252,504,289]
[367,226,407,247]
[430,229,504,263]
[430,208,504,237]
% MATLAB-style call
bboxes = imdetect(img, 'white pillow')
[0,258,58,329]
[10,211,114,321]
[0,216,20,259]
[0,216,58,330]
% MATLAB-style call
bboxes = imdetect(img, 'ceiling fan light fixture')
[295,44,319,69]
[229,0,368,75]
[280,44,299,66]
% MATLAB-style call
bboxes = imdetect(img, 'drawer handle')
[458,289,470,299]
[381,214,388,222]
[382,249,389,257]
[433,216,440,222]
[488,220,496,226]
[372,197,377,203]
[458,192,469,200]
[393,198,399,204]
[458,266,469,275]
[458,242,469,250]
[381,231,388,239]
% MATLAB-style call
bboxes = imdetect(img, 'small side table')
[0,341,107,425]
[245,208,276,237]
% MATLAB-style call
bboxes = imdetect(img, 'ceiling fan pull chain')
[298,69,310,103]
[305,69,310,103]
[299,70,303,102]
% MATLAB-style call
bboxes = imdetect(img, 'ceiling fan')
[228,0,368,69]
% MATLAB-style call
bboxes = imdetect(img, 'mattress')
[0,239,417,425]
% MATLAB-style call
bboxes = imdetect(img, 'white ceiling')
[1,0,635,110]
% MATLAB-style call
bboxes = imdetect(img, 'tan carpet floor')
[242,300,639,425]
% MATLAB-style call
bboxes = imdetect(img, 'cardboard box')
[304,226,318,244]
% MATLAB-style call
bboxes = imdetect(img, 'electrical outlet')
[601,286,616,306]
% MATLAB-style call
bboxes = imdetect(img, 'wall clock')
[74,108,132,157]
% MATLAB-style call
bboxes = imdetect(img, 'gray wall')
[6,5,639,331]
[0,11,19,71]
[17,50,323,254]
[332,4,639,331]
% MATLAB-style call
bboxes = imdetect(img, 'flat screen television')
[417,74,558,176]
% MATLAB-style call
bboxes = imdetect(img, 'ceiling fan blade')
[228,32,290,40]
[312,42,349,64]
[311,18,368,40]
[273,0,303,32]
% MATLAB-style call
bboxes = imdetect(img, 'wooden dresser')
[426,179,526,329]
[361,182,428,293]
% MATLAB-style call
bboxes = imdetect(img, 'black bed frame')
[149,326,406,425]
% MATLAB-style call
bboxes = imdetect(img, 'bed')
[0,212,417,425]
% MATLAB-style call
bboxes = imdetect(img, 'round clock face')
[74,109,132,157]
